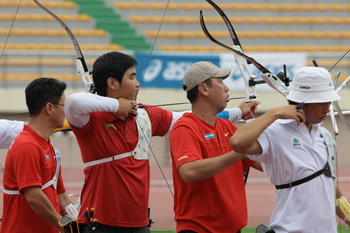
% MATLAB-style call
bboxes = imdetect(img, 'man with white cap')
[230,66,350,233]
[170,61,262,233]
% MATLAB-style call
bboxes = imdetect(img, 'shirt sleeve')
[244,127,274,164]
[170,124,202,169]
[216,107,242,123]
[170,107,242,131]
[65,93,120,128]
[0,120,24,149]
[13,143,45,192]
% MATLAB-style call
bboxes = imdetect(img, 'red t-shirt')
[1,126,66,233]
[71,106,172,227]
[170,113,254,233]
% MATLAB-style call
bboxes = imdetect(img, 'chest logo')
[204,133,215,139]
[105,123,117,133]
[291,137,302,147]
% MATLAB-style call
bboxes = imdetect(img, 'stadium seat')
[262,4,279,11]
[334,45,349,52]
[271,45,289,52]
[180,17,197,24]
[339,32,350,38]
[255,45,272,52]
[295,4,312,11]
[228,17,244,24]
[167,3,178,10]
[159,45,177,51]
[246,4,262,11]
[114,2,131,9]
[148,3,166,10]
[162,31,178,38]
[129,16,145,23]
[238,45,254,51]
[163,16,180,24]
[307,31,325,38]
[243,17,260,24]
[326,17,343,24]
[178,3,197,10]
[131,3,147,9]
[330,4,346,11]
[259,31,274,38]
[227,4,246,11]
[304,45,320,52]
[261,17,276,24]
[178,31,194,38]
[274,31,291,38]
[196,3,213,10]
[145,16,162,23]
[308,17,325,24]
[279,4,296,11]
[293,17,309,24]
[320,46,338,52]
[324,31,339,38]
[0,1,76,8]
[343,17,350,24]
[290,31,308,38]
[144,30,158,38]
[276,17,293,24]
[240,31,259,38]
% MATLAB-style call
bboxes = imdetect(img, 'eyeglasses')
[43,103,65,107]
[52,103,65,107]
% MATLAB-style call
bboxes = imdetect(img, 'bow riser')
[232,45,257,103]
[260,73,289,97]
[76,59,95,94]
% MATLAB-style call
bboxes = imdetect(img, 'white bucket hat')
[183,61,231,92]
[286,67,340,103]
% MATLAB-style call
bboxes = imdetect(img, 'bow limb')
[331,74,350,134]
[199,10,290,99]
[329,104,339,136]
[33,0,95,94]
[329,71,341,135]
[333,101,350,133]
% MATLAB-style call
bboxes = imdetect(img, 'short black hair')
[92,51,138,96]
[185,78,212,103]
[25,77,66,117]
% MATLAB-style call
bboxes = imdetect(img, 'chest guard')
[83,108,152,168]
[318,126,336,178]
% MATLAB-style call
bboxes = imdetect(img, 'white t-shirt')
[0,120,24,149]
[246,119,337,233]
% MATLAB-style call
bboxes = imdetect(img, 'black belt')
[275,166,326,189]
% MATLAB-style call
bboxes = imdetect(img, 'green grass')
[151,225,349,233]
[150,227,256,233]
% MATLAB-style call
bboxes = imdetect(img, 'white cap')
[183,61,231,92]
[286,67,340,103]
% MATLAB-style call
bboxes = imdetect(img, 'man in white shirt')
[230,66,350,233]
